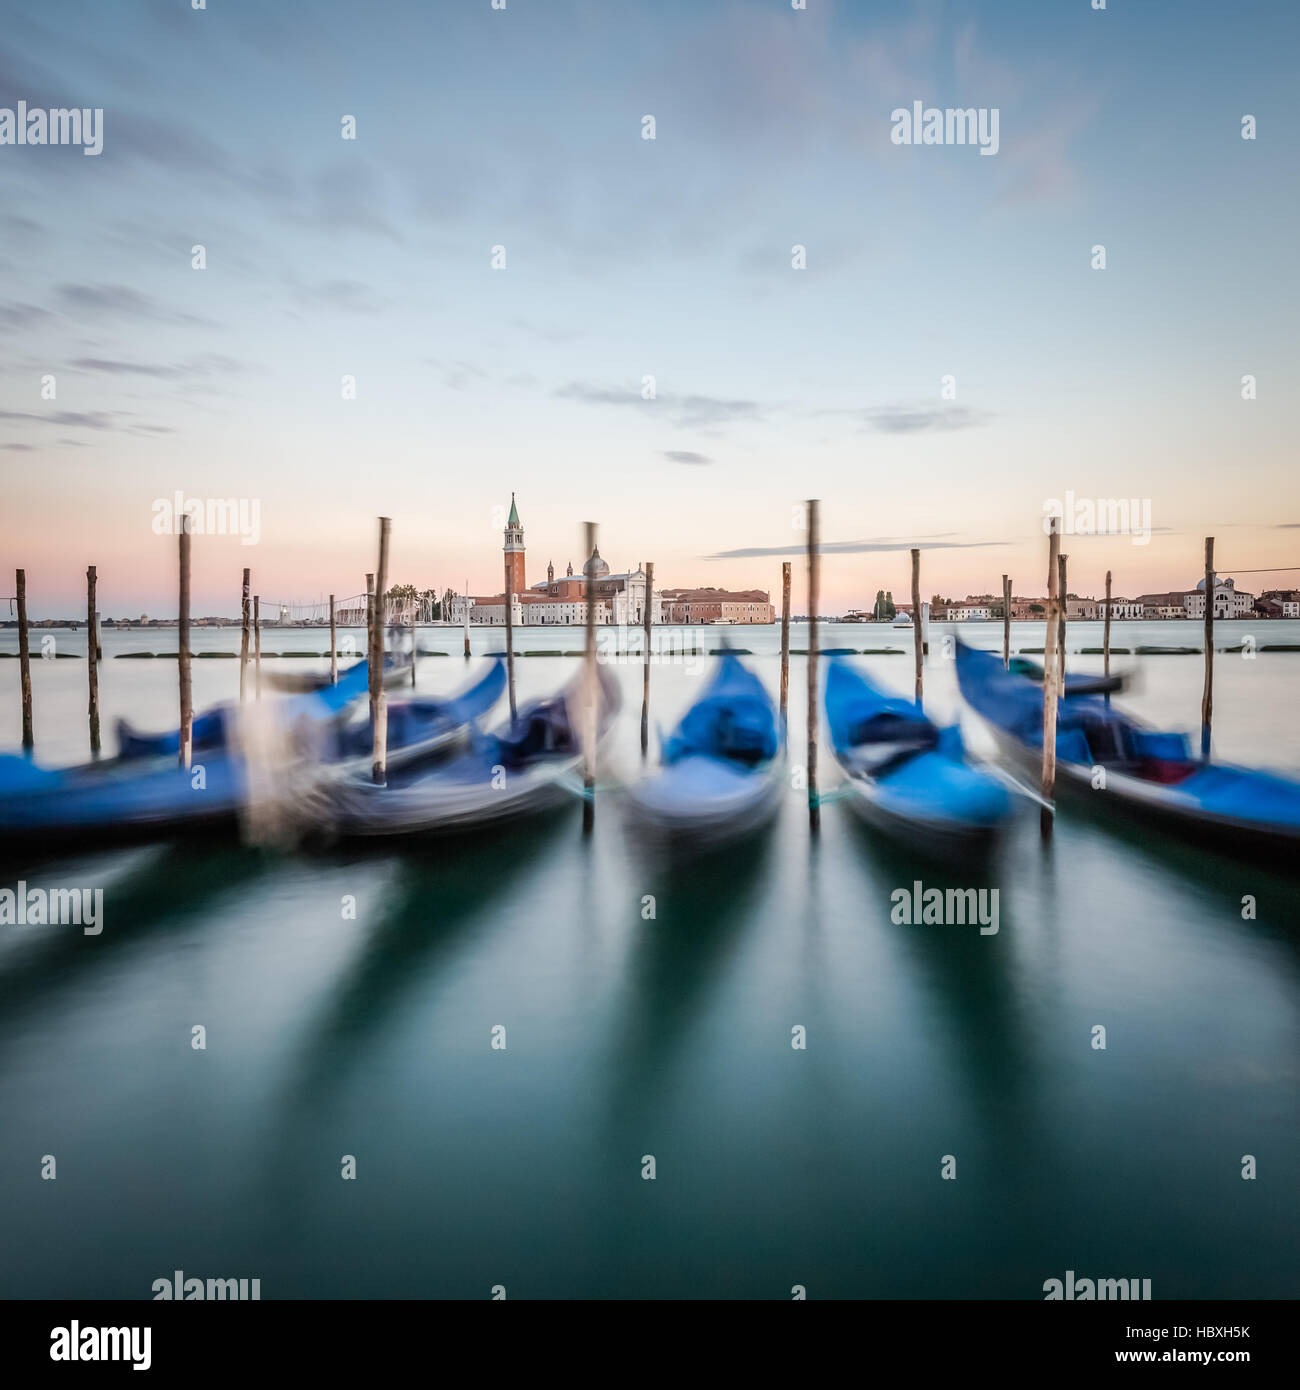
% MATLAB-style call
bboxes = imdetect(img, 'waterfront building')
[1183,576,1254,619]
[452,497,660,625]
[1261,589,1300,618]
[1135,592,1187,619]
[659,587,775,624]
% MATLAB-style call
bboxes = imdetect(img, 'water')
[1,621,1298,1298]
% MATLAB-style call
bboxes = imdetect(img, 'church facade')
[452,497,661,626]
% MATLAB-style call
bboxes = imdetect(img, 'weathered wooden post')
[178,517,193,770]
[1057,554,1068,683]
[910,547,923,705]
[239,567,251,703]
[1040,518,1061,838]
[253,595,262,699]
[1002,573,1011,670]
[807,500,820,832]
[365,573,374,699]
[371,521,391,785]
[1201,536,1214,759]
[86,565,101,756]
[463,579,471,659]
[582,521,598,833]
[329,594,337,685]
[779,560,792,734]
[504,558,517,720]
[1103,569,1112,704]
[16,568,33,750]
[640,560,654,757]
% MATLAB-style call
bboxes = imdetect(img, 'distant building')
[1261,589,1300,618]
[659,587,775,624]
[1134,592,1186,619]
[1066,595,1143,620]
[453,497,659,625]
[1183,576,1253,619]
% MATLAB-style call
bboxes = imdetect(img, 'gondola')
[624,651,783,853]
[0,659,507,853]
[320,662,621,840]
[824,657,1014,858]
[954,639,1300,861]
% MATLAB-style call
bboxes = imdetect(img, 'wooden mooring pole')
[1040,518,1060,838]
[910,547,923,705]
[329,594,337,684]
[807,500,820,832]
[640,560,654,757]
[504,560,517,720]
[1057,554,1068,683]
[253,595,262,699]
[371,521,391,785]
[1002,573,1011,669]
[582,521,598,833]
[239,567,251,703]
[1103,569,1112,705]
[779,560,791,735]
[365,572,374,684]
[87,565,100,756]
[463,579,471,659]
[1201,536,1214,759]
[16,568,33,750]
[178,518,193,770]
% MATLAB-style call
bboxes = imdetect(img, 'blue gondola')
[625,651,783,852]
[323,662,620,839]
[954,639,1300,861]
[824,657,1014,858]
[0,659,506,852]
[117,654,377,760]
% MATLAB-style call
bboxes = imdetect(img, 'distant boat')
[320,663,620,840]
[891,613,913,628]
[624,651,783,853]
[824,658,1014,858]
[954,639,1300,862]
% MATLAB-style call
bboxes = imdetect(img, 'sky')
[2,0,1299,618]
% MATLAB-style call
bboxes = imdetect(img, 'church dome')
[583,547,610,579]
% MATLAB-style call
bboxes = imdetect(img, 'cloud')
[0,301,54,330]
[2,443,36,452]
[0,408,172,436]
[662,450,713,465]
[857,404,992,434]
[555,381,764,430]
[55,282,216,327]
[70,353,248,379]
[706,538,1008,559]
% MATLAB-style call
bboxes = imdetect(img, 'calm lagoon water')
[1,620,1298,1298]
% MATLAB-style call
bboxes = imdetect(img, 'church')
[453,495,659,626]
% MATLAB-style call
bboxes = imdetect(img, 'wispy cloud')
[55,282,216,327]
[706,537,1008,559]
[69,353,248,379]
[857,404,992,434]
[555,381,763,430]
[662,450,713,465]
[0,408,173,436]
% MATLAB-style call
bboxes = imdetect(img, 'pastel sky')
[2,0,1298,618]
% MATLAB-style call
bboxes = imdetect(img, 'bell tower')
[503,493,526,596]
